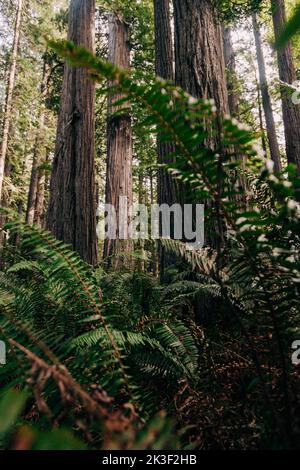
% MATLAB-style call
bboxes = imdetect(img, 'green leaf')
[33,429,86,450]
[0,389,29,436]
[276,5,300,48]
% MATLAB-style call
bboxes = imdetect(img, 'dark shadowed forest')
[0,0,300,452]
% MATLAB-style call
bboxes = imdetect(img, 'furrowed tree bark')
[26,60,49,225]
[154,0,176,207]
[271,0,300,172]
[222,26,239,117]
[173,0,229,250]
[154,0,174,81]
[103,13,133,269]
[173,0,229,118]
[154,0,178,280]
[0,0,23,201]
[252,13,281,172]
[47,0,98,265]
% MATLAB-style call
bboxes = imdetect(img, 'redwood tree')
[271,0,300,172]
[154,0,176,208]
[222,25,246,192]
[47,0,98,265]
[154,0,178,279]
[252,12,281,172]
[103,13,133,269]
[222,26,239,117]
[173,0,229,249]
[173,0,229,119]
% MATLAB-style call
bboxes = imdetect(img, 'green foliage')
[0,216,200,447]
[215,0,264,21]
[0,389,28,437]
[276,3,300,47]
[0,0,65,213]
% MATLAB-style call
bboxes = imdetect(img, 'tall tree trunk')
[271,0,300,172]
[149,170,158,276]
[47,0,98,265]
[137,166,146,272]
[252,13,281,172]
[103,14,133,269]
[173,0,229,251]
[222,24,247,194]
[0,0,23,201]
[154,0,174,81]
[26,60,49,225]
[256,72,268,156]
[154,0,178,280]
[34,151,50,227]
[222,26,239,117]
[173,0,229,118]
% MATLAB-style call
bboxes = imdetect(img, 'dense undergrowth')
[0,217,299,449]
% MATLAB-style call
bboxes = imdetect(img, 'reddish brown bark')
[173,0,229,250]
[103,14,133,269]
[47,0,98,265]
[271,0,300,172]
[154,0,178,279]
[154,0,177,208]
[173,0,229,118]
